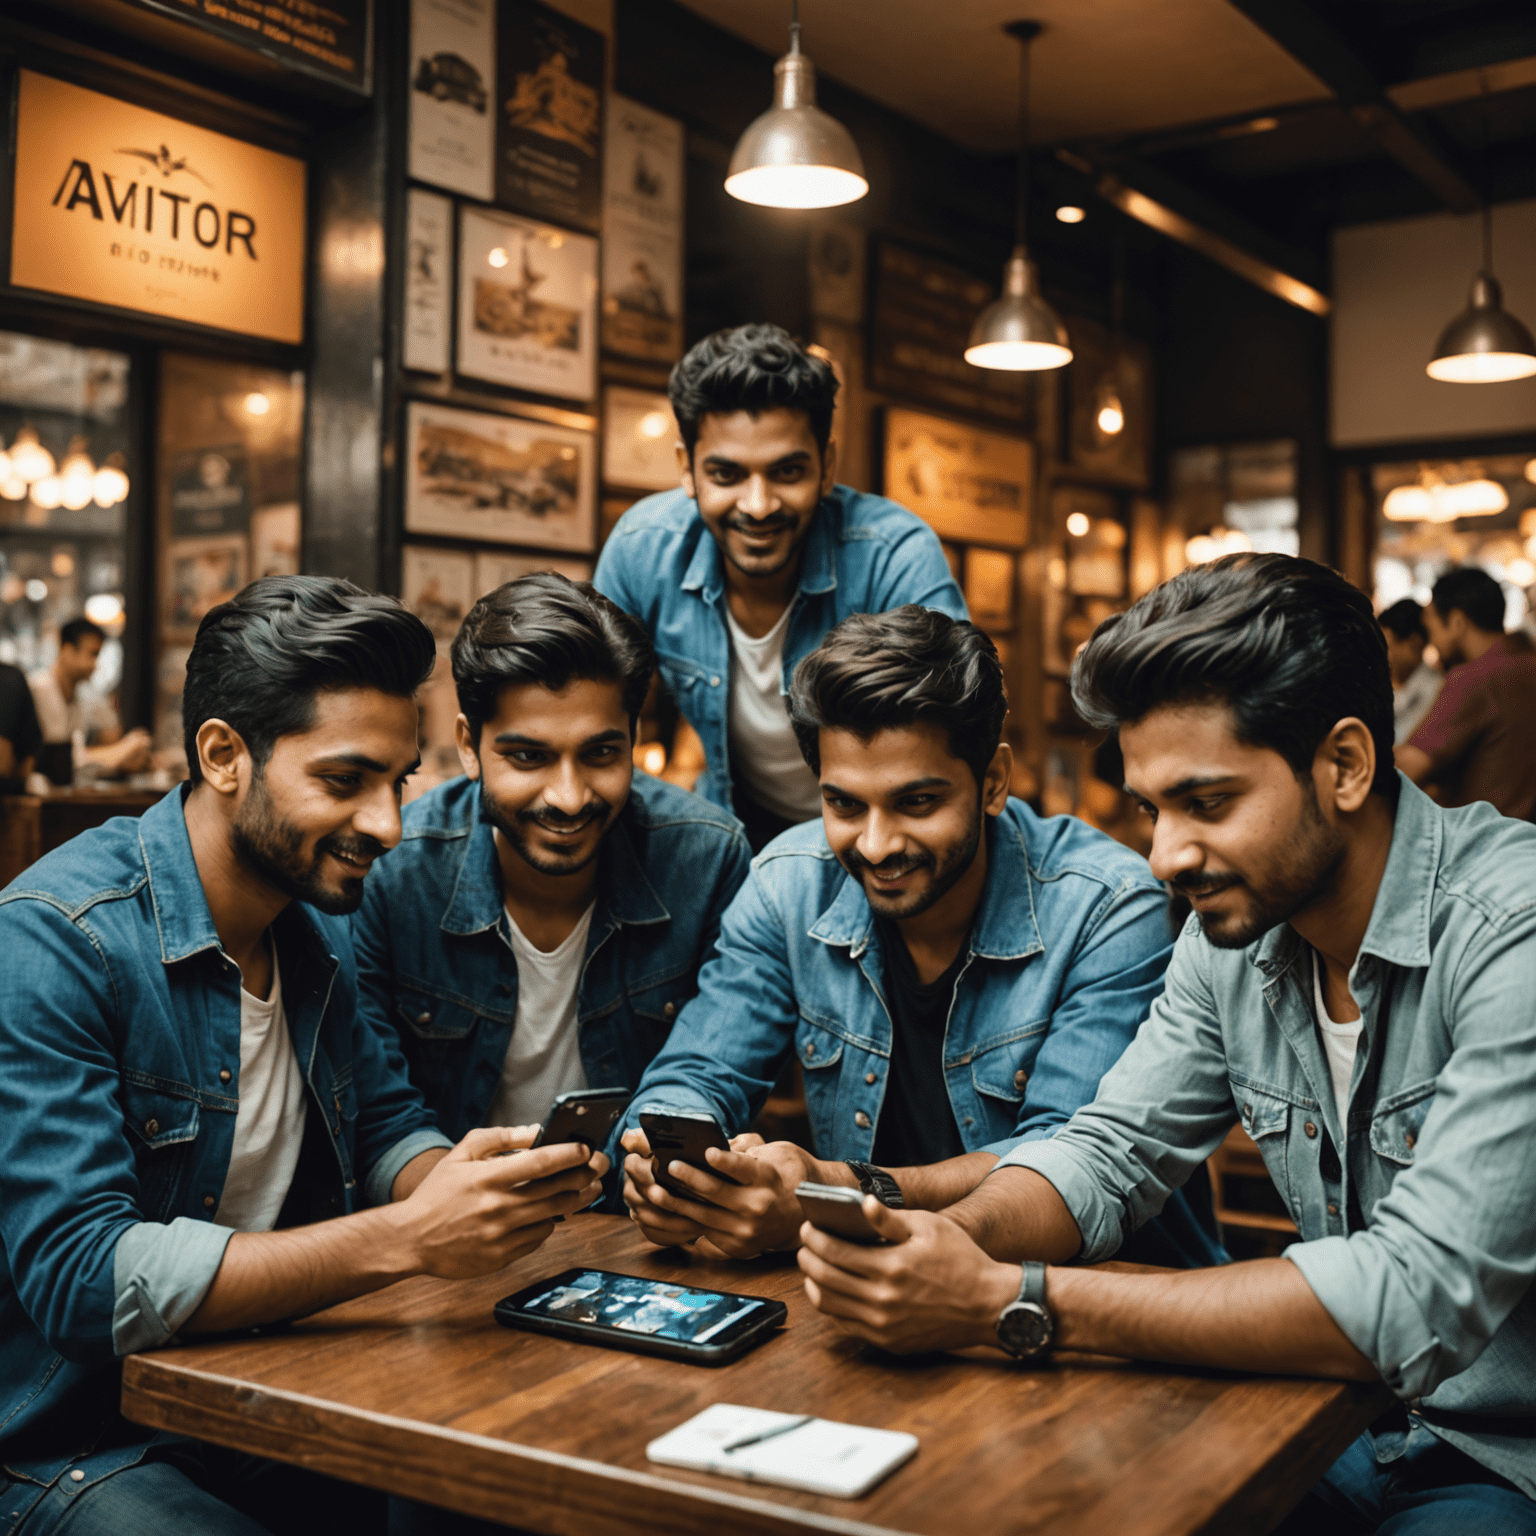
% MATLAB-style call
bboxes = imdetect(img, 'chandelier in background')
[0,428,129,511]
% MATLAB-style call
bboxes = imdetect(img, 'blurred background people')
[1397,567,1536,821]
[0,660,42,793]
[1378,598,1442,745]
[27,617,151,785]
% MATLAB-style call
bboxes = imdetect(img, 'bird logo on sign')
[115,144,213,188]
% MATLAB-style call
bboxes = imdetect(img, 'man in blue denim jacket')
[593,324,966,850]
[620,608,1222,1268]
[0,579,604,1536]
[354,574,751,1145]
[799,557,1536,1533]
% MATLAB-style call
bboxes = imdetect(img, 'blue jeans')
[1275,1425,1536,1534]
[7,1434,384,1536]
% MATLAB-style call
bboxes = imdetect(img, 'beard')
[1172,782,1345,949]
[231,771,385,916]
[482,787,617,877]
[717,508,812,579]
[841,802,984,922]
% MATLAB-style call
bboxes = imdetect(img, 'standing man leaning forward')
[353,574,751,1145]
[620,607,1223,1269]
[1396,564,1536,821]
[0,578,604,1536]
[800,556,1536,1533]
[594,323,966,850]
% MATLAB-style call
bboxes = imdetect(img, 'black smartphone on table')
[795,1181,889,1245]
[531,1087,632,1150]
[639,1109,739,1201]
[495,1267,786,1365]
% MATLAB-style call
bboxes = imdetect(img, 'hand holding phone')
[639,1110,740,1204]
[531,1088,632,1151]
[795,1182,888,1245]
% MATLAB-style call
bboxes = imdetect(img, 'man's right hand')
[396,1127,607,1279]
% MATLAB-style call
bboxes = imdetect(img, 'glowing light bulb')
[1383,484,1434,521]
[0,474,25,501]
[638,410,670,440]
[30,475,63,510]
[9,426,54,484]
[1508,557,1536,586]
[51,551,75,578]
[1055,205,1086,224]
[1065,512,1091,537]
[1096,398,1124,436]
[84,592,124,627]
[487,247,509,269]
[59,444,96,511]
[93,456,130,507]
[243,391,271,416]
[24,578,48,602]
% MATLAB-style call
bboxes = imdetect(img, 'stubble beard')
[843,801,984,923]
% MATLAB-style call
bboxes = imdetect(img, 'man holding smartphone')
[618,606,1223,1269]
[353,574,752,1150]
[0,578,603,1536]
[796,557,1536,1534]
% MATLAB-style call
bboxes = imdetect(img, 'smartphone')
[495,1267,786,1365]
[530,1087,632,1151]
[796,1181,888,1245]
[639,1109,739,1202]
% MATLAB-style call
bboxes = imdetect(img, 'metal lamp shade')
[965,249,1072,371]
[725,50,868,210]
[1427,271,1536,383]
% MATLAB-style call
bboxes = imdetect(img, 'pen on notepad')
[722,1415,815,1453]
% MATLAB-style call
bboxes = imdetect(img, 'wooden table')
[121,1216,1390,1536]
[0,787,163,887]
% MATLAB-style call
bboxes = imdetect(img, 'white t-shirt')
[723,603,823,823]
[487,904,595,1128]
[1311,951,1363,1133]
[215,943,307,1232]
[27,668,115,750]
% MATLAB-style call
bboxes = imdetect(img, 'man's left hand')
[797,1197,1021,1354]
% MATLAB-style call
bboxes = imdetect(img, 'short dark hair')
[451,572,656,743]
[59,617,106,650]
[788,606,1007,787]
[1431,566,1505,634]
[1378,598,1427,642]
[183,576,436,784]
[668,323,838,459]
[1071,553,1397,799]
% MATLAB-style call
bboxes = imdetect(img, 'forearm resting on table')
[186,1146,447,1333]
[889,1150,1002,1212]
[945,1164,1085,1263]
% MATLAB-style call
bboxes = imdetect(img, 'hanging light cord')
[790,0,800,55]
[1479,69,1493,273]
[1013,26,1033,250]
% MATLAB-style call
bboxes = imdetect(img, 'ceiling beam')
[1227,0,1481,212]
[1056,148,1331,317]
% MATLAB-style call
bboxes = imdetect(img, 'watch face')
[999,1300,1053,1357]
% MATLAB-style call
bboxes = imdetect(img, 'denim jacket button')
[663,1002,677,1019]
[144,1119,159,1136]
[1013,1069,1028,1091]
[69,1470,84,1483]
[1405,1132,1416,1151]
[709,675,720,687]
[1327,1201,1339,1215]
[203,1195,216,1208]
[804,1042,815,1057]
[854,1110,871,1128]
[219,1068,232,1084]
[865,1071,877,1085]
[1304,1121,1318,1138]
[416,1011,432,1023]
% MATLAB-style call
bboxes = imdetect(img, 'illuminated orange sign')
[11,72,307,344]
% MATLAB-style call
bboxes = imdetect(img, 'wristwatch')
[843,1160,905,1209]
[995,1262,1055,1358]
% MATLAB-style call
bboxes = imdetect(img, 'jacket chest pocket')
[396,988,482,1042]
[121,1082,201,1221]
[968,1028,1047,1107]
[1235,1088,1297,1222]
[656,651,708,705]
[795,1018,845,1150]
[1370,1082,1437,1169]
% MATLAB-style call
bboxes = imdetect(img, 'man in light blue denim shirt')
[798,556,1536,1533]
[593,324,966,850]
[618,608,1223,1271]
[0,579,604,1536]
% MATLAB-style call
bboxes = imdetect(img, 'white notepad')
[646,1403,918,1499]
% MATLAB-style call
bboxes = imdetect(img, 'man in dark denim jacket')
[0,579,604,1536]
[354,574,751,1148]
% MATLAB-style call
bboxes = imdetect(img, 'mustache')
[1169,871,1241,897]
[843,847,935,881]
[725,512,793,534]
[317,832,388,868]
[519,800,610,833]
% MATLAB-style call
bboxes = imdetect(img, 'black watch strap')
[996,1261,1054,1359]
[844,1160,905,1209]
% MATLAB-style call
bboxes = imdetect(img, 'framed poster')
[870,240,1032,427]
[883,408,1034,548]
[602,96,685,361]
[1056,485,1126,598]
[165,535,246,636]
[405,399,596,551]
[251,503,300,579]
[964,547,1016,633]
[409,0,495,199]
[496,0,605,231]
[457,205,598,400]
[405,189,453,373]
[475,549,592,596]
[602,386,679,491]
[402,545,475,643]
[1065,317,1152,488]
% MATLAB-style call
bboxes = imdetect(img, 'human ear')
[1318,718,1375,814]
[982,740,1013,815]
[454,714,482,781]
[196,720,248,797]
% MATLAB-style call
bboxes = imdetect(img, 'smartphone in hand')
[795,1181,888,1245]
[640,1109,740,1202]
[531,1088,633,1151]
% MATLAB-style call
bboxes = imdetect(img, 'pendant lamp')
[1427,205,1536,383]
[1094,230,1127,436]
[965,21,1071,372]
[725,2,868,210]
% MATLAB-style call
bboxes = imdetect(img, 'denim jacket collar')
[1250,773,1437,979]
[807,814,1044,962]
[678,490,843,605]
[441,783,670,938]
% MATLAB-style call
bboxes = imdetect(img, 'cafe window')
[154,354,304,762]
[0,329,133,701]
